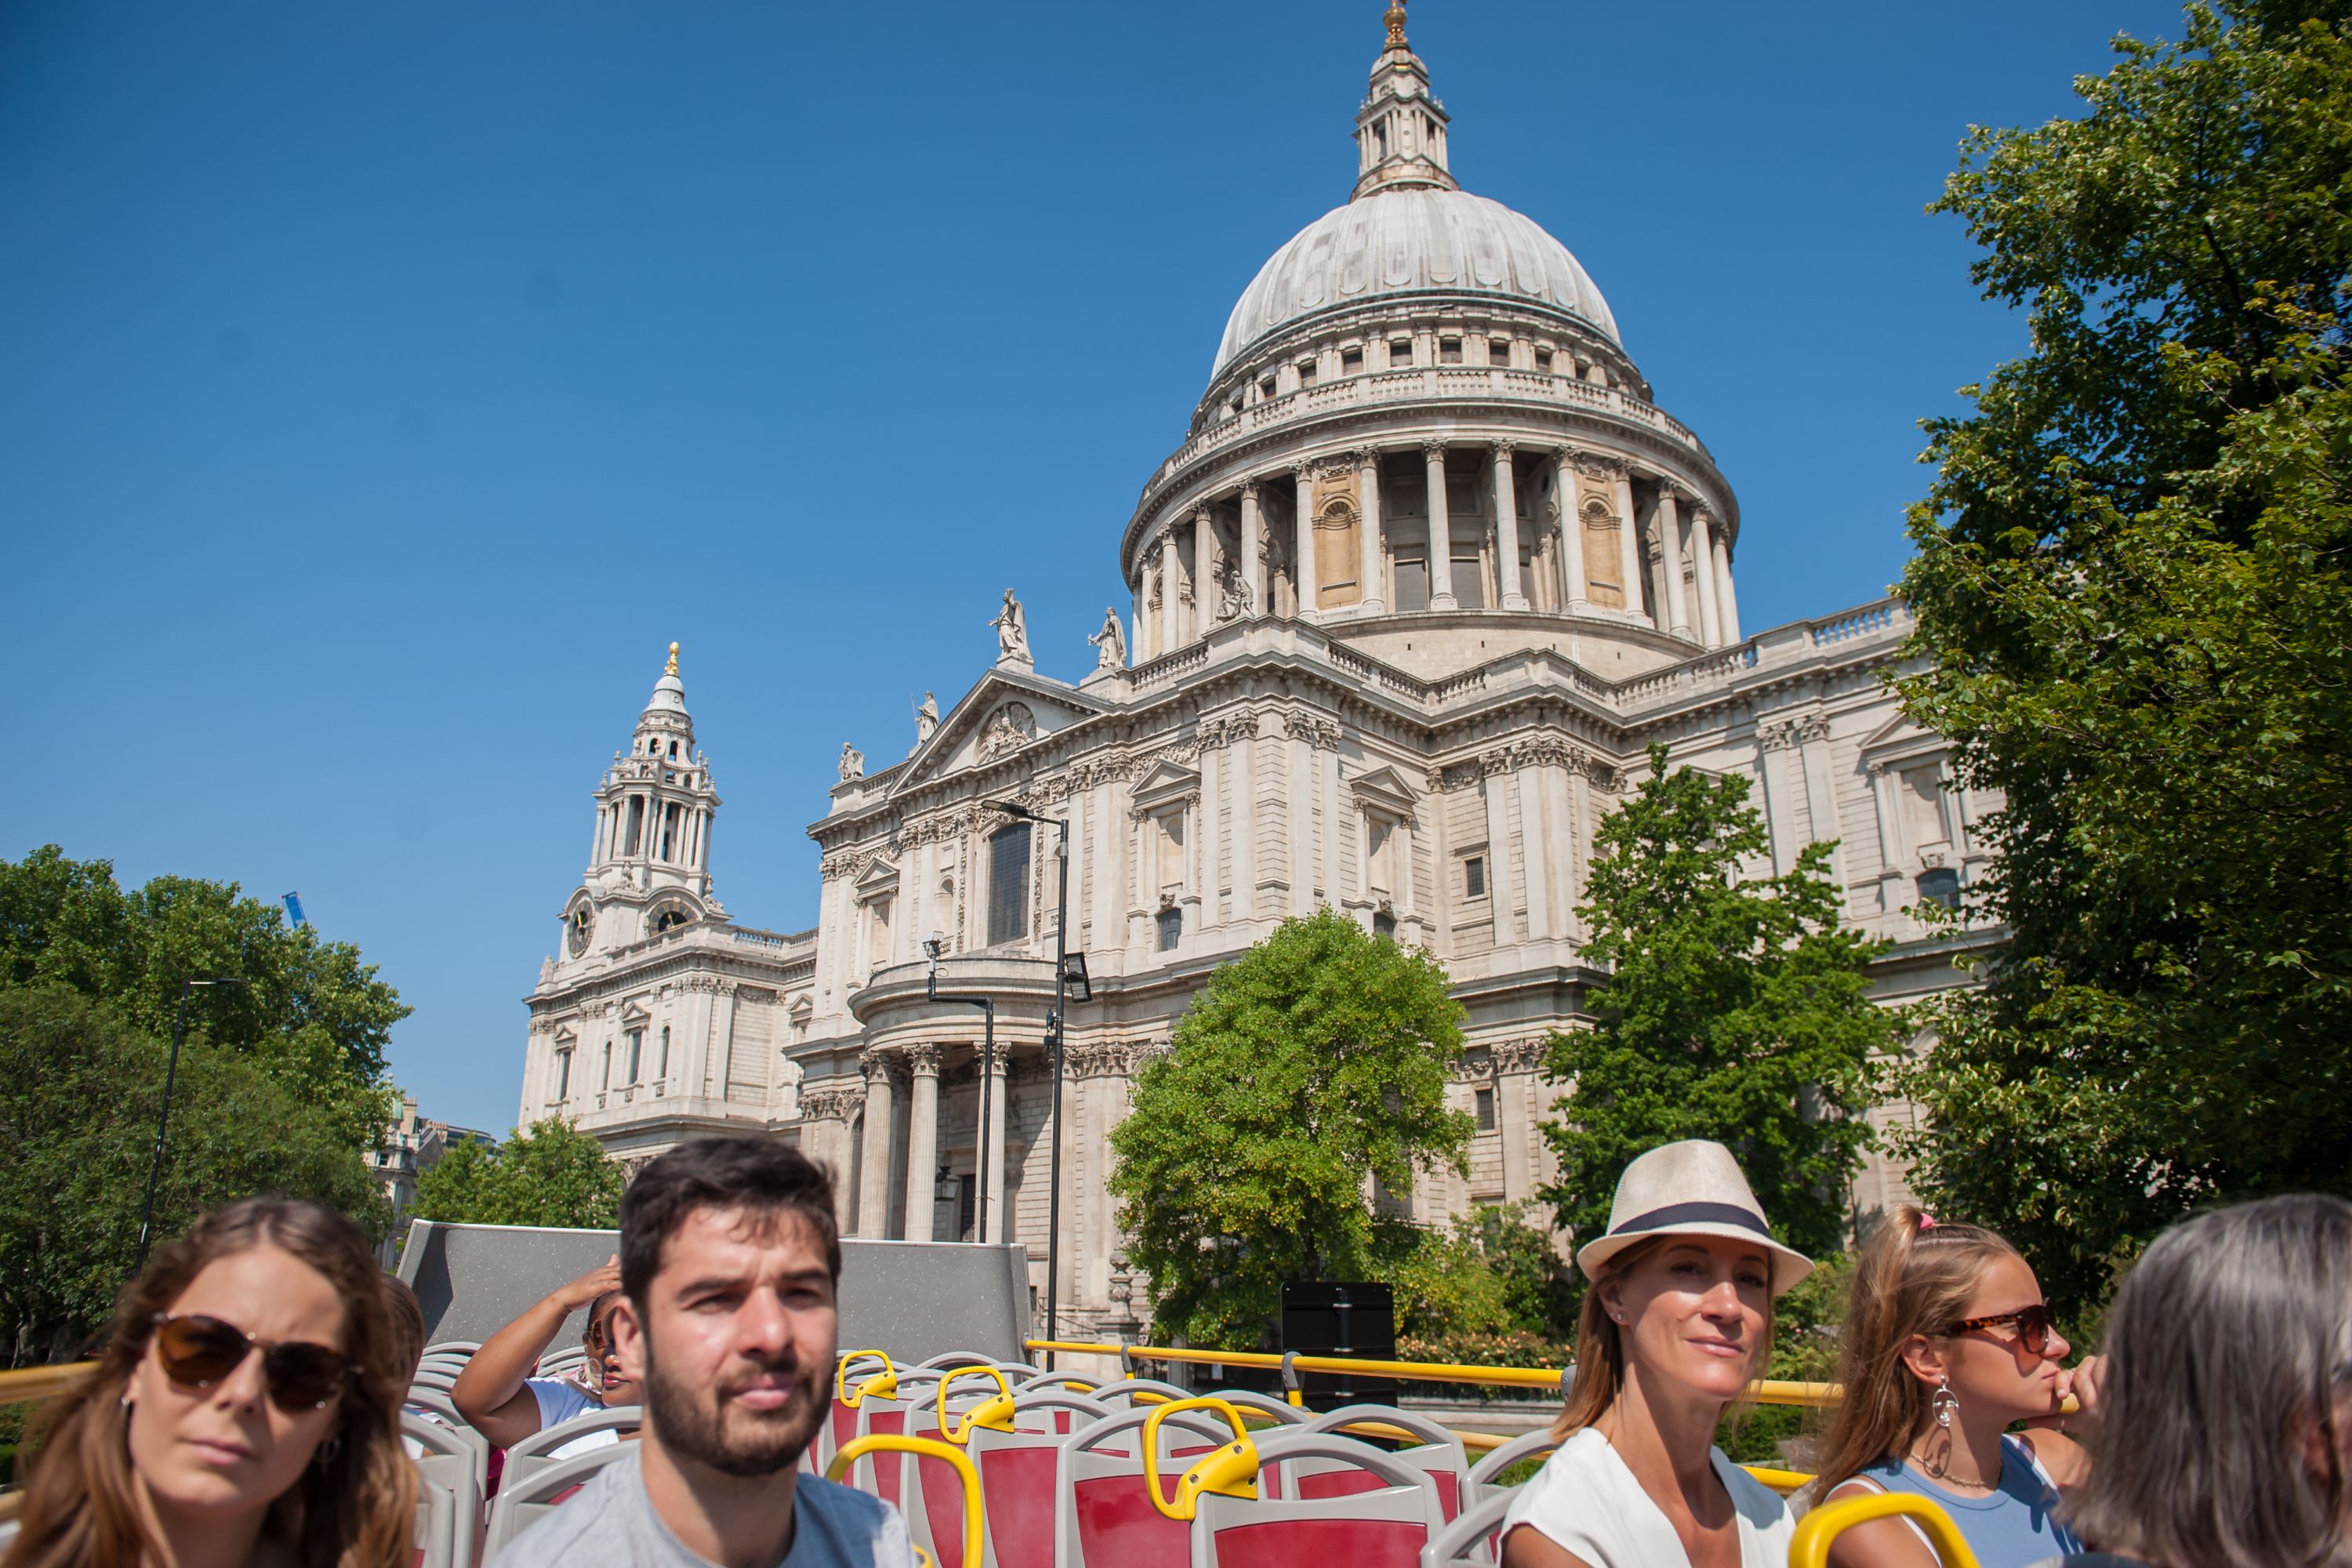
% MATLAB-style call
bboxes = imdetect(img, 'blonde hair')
[2,1199,419,1568]
[1813,1204,2019,1495]
[1551,1235,1777,1438]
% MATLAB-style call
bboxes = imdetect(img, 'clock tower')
[561,642,726,960]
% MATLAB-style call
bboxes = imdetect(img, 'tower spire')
[1353,1,1454,200]
[666,640,680,677]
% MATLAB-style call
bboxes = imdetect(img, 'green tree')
[1893,2,2352,1312]
[410,1118,626,1230]
[0,985,386,1359]
[1108,910,1475,1348]
[0,848,407,1152]
[1541,746,1897,1265]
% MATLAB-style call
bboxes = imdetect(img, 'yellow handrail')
[0,1361,96,1407]
[826,1433,985,1568]
[1140,1397,1258,1523]
[1022,1341,2064,1414]
[834,1350,896,1409]
[1791,1493,1981,1568]
[935,1364,1018,1444]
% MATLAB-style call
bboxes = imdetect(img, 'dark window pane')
[1156,908,1182,951]
[1475,1087,1495,1131]
[988,823,1032,946]
[1454,557,1486,608]
[1916,867,1961,912]
[1394,556,1428,612]
[1465,855,1487,898]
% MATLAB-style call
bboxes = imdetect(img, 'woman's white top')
[1501,1427,1797,1568]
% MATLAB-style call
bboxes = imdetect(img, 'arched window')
[986,823,1032,946]
[657,1025,670,1080]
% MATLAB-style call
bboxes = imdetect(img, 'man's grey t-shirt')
[488,1446,913,1568]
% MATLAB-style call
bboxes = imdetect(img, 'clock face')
[568,909,593,956]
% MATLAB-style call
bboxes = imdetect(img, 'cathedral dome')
[1212,187,1621,378]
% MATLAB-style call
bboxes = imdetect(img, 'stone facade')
[514,10,1995,1341]
[373,1094,496,1265]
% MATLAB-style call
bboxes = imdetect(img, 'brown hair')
[2,1199,419,1568]
[1813,1204,2020,1495]
[1550,1236,1777,1438]
[379,1274,425,1387]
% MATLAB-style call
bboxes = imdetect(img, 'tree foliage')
[410,1118,626,1231]
[1108,910,1474,1348]
[0,985,386,1359]
[1541,747,1897,1266]
[0,847,408,1151]
[1894,1,2352,1311]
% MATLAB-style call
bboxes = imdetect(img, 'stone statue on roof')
[989,590,1032,667]
[1088,606,1128,670]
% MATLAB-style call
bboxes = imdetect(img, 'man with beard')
[490,1137,912,1568]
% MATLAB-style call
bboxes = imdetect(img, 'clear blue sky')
[2,0,2183,1134]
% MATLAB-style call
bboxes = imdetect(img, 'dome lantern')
[1353,2,1455,200]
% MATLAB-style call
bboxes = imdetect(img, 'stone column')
[1713,535,1742,643]
[1355,449,1385,615]
[1425,443,1457,609]
[1133,567,1149,663]
[901,1045,941,1242]
[1657,487,1693,639]
[1494,443,1527,610]
[1613,469,1649,625]
[979,1044,1007,1244]
[1239,482,1263,617]
[1690,507,1722,648]
[1158,528,1180,655]
[1555,451,1589,608]
[1192,504,1215,633]
[1293,466,1317,620]
[855,1047,897,1239]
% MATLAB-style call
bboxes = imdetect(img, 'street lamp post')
[135,976,245,1273]
[922,935,997,1245]
[987,800,1091,1372]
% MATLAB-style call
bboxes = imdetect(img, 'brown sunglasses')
[1946,1301,2059,1355]
[151,1313,354,1413]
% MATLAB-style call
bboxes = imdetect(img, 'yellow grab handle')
[1790,1493,1982,1568]
[1139,1396,1258,1523]
[827,1433,984,1568]
[937,1364,1018,1443]
[835,1350,896,1409]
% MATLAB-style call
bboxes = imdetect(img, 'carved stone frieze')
[905,1043,943,1077]
[1570,449,1629,482]
[799,1087,863,1123]
[1283,709,1343,750]
[1490,1037,1552,1076]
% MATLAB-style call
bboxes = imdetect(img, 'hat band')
[1611,1200,1772,1240]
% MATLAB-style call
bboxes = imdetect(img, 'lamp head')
[986,800,1035,822]
[922,932,946,962]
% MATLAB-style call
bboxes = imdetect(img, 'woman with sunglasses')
[1812,1207,2103,1568]
[2,1197,414,1568]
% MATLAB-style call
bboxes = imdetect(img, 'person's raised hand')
[2024,1352,2106,1434]
[556,1254,622,1312]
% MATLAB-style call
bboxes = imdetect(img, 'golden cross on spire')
[666,641,680,677]
[1385,0,1409,48]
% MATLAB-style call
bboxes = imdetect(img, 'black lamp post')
[135,975,247,1273]
[923,935,997,1244]
[987,800,1091,1371]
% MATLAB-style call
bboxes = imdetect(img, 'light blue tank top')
[1853,1435,2083,1568]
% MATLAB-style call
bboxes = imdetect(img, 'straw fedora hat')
[1574,1139,1813,1294]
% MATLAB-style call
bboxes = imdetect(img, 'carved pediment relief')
[978,702,1039,760]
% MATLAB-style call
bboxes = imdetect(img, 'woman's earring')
[314,1433,343,1468]
[1931,1377,1959,1429]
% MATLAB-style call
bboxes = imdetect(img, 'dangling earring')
[1931,1377,1959,1429]
[314,1433,343,1468]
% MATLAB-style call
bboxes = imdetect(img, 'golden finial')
[1385,0,1408,48]
[665,641,680,677]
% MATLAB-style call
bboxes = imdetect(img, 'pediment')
[1856,710,1941,761]
[1347,764,1419,821]
[854,856,903,898]
[888,668,1111,795]
[1131,757,1203,815]
[619,1001,652,1026]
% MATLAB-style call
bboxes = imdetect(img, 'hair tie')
[1917,1214,1939,1231]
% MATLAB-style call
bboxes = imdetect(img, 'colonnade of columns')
[855,1040,1009,1243]
[1131,442,1743,660]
